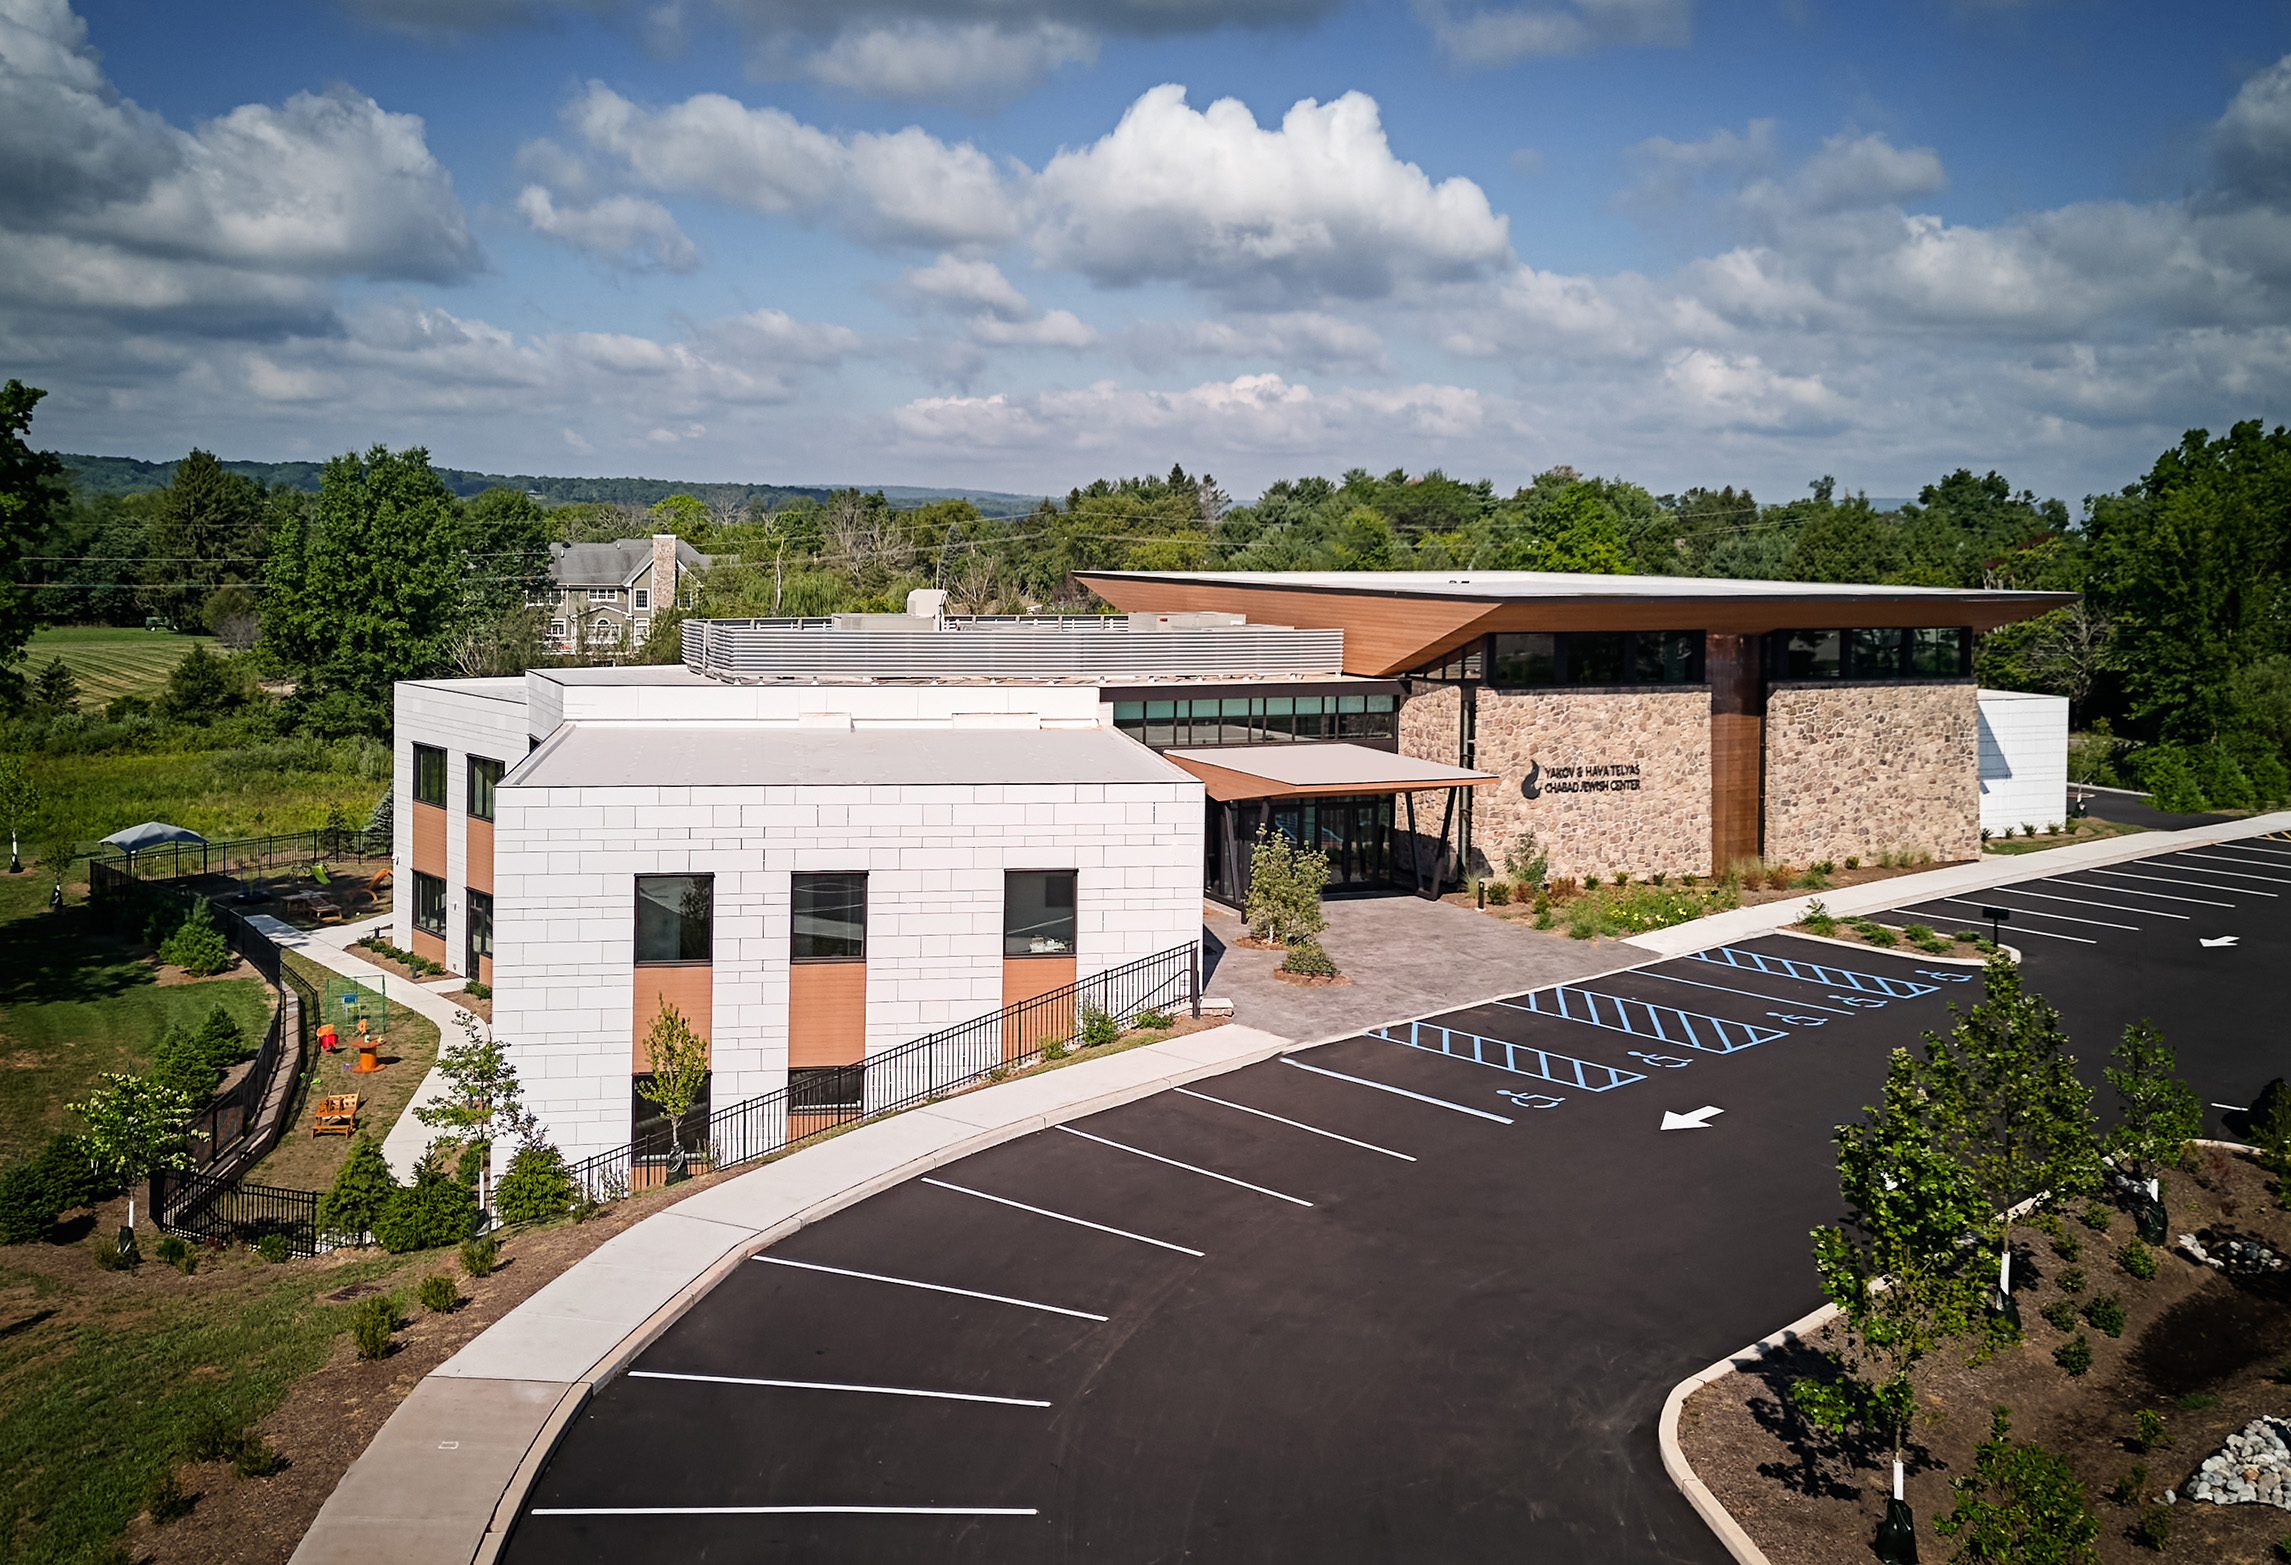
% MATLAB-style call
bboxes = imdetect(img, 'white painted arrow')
[2200,936,2240,948]
[1662,1106,1724,1131]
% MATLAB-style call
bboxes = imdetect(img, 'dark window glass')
[1634,630,1707,684]
[467,756,503,821]
[1910,627,1969,676]
[1780,631,1843,679]
[1005,870,1077,956]
[466,888,493,959]
[635,874,713,963]
[790,1065,864,1111]
[1491,633,1558,686]
[1568,632,1629,684]
[632,1072,711,1158]
[412,871,446,936]
[1848,627,1907,678]
[792,873,866,961]
[412,744,446,807]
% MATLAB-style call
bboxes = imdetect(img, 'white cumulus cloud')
[516,186,698,271]
[804,19,1097,106]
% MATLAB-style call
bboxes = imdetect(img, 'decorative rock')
[2186,1418,2291,1509]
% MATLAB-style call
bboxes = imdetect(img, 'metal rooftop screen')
[681,615,1345,681]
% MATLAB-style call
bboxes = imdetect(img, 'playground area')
[94,827,393,932]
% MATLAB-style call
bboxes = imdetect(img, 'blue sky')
[7,0,2290,504]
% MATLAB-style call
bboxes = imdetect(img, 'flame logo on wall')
[1520,759,1542,800]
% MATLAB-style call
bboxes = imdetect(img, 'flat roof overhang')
[1078,570,2080,678]
[1163,742,1498,802]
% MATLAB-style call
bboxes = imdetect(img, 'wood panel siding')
[1707,632,1764,872]
[1002,956,1078,1062]
[1077,573,2074,678]
[788,963,866,1067]
[411,801,447,879]
[631,964,713,1070]
[465,817,493,895]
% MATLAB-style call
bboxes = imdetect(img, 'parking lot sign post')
[1981,906,2010,949]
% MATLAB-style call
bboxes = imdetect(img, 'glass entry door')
[1207,794,1397,902]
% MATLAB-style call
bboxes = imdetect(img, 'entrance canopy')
[1162,742,1495,801]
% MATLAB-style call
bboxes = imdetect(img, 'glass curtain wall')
[1205,794,1396,903]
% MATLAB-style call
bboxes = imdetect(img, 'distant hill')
[51,453,1047,519]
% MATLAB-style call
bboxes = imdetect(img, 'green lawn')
[0,869,275,1163]
[26,626,216,707]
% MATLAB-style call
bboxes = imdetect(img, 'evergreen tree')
[144,450,268,623]
[373,1156,477,1252]
[156,642,241,724]
[0,383,62,705]
[26,659,78,713]
[494,1142,577,1223]
[317,1136,399,1239]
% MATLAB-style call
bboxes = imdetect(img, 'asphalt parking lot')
[506,831,2291,1565]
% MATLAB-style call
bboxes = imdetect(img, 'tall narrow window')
[1005,871,1077,956]
[467,756,503,821]
[635,875,713,963]
[412,744,446,807]
[791,873,867,961]
[412,871,447,936]
[466,888,493,971]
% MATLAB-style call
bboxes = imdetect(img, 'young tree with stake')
[413,1012,535,1214]
[0,752,31,874]
[636,1000,709,1177]
[2105,1020,2203,1239]
[1795,1048,1994,1562]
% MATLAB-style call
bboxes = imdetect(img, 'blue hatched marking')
[1498,988,1787,1054]
[1367,1019,1646,1093]
[1686,947,1937,998]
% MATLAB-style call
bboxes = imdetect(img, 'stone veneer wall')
[1762,682,1980,867]
[1396,682,1464,867]
[1469,686,1713,880]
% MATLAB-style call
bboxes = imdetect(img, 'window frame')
[633,587,651,610]
[631,1071,712,1161]
[588,587,620,603]
[467,756,503,821]
[789,1064,865,1111]
[411,743,447,807]
[466,887,493,961]
[1004,869,1079,958]
[790,872,868,963]
[411,870,447,937]
[633,874,714,965]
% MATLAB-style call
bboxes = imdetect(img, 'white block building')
[1976,687,2070,834]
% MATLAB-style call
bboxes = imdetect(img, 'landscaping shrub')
[151,1023,218,1099]
[1244,828,1329,947]
[1845,856,1861,869]
[143,1469,193,1524]
[154,1235,188,1267]
[1132,1009,1173,1031]
[2110,1464,2148,1506]
[1763,867,1791,890]
[2133,1409,2171,1452]
[454,1140,487,1190]
[254,1232,291,1264]
[1934,1407,2098,1563]
[316,1136,398,1243]
[88,1234,123,1270]
[373,1160,477,1253]
[156,901,232,977]
[2085,1293,2126,1338]
[1583,874,1601,890]
[2054,1334,2093,1376]
[0,1131,100,1243]
[2040,1299,2077,1331]
[1078,1007,1120,1048]
[2080,1199,2113,1232]
[493,1143,577,1224]
[232,1434,283,1479]
[1484,880,1511,906]
[1903,922,1936,943]
[465,981,493,1001]
[460,1235,498,1277]
[1801,899,1837,937]
[2118,1237,2158,1280]
[185,1405,244,1464]
[2059,1265,2086,1294]
[1279,939,1339,978]
[2134,1504,2172,1550]
[348,1294,398,1360]
[1042,1033,1068,1061]
[2050,1230,2082,1262]
[1854,919,1899,947]
[418,1272,460,1313]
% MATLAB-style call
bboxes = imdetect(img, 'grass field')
[26,626,216,706]
[39,749,388,845]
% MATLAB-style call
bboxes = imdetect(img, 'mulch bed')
[1679,1147,2291,1564]
[1784,922,1990,961]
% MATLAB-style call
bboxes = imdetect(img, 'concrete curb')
[1658,1299,1839,1565]
[290,1021,1297,1565]
[1775,928,2023,966]
[1620,810,2291,958]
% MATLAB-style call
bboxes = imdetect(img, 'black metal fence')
[567,941,1201,1202]
[150,1166,325,1256]
[86,825,387,883]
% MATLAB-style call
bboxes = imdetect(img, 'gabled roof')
[547,537,713,589]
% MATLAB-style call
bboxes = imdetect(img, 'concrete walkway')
[1206,891,1646,1041]
[1620,808,2291,957]
[247,912,482,1179]
[288,1022,1296,1565]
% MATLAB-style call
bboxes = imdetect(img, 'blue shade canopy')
[99,821,207,852]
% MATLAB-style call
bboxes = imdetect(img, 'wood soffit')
[1164,751,1498,802]
[1078,574,2077,678]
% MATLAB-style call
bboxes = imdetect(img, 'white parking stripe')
[2218,840,2291,858]
[1896,903,2097,943]
[1936,897,2136,930]
[532,1506,1041,1517]
[919,1178,1206,1256]
[1280,1057,1516,1123]
[627,1370,1051,1407]
[2182,846,2291,867]
[2089,867,2277,898]
[2051,878,2235,907]
[1175,1087,1417,1160]
[2165,854,2291,884]
[1988,887,2188,918]
[1638,970,1856,1015]
[750,1255,1109,1322]
[1058,1126,1315,1207]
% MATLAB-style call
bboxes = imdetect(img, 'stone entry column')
[1707,632,1764,872]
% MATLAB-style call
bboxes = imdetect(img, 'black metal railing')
[85,825,388,883]
[567,942,1201,1202]
[150,1167,325,1256]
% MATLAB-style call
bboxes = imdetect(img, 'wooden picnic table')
[312,1093,358,1137]
[279,890,342,922]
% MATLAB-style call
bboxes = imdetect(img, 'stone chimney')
[651,533,678,611]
